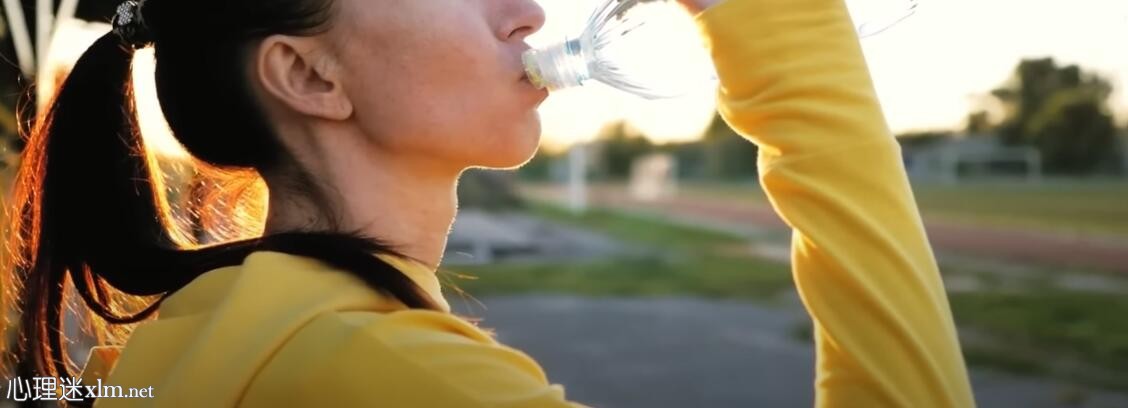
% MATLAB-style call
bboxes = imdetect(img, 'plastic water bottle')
[523,0,919,100]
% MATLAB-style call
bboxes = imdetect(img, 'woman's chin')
[475,134,541,170]
[475,145,540,170]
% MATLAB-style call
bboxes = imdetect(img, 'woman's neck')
[262,134,462,271]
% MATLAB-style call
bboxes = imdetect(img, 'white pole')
[567,143,588,214]
[36,0,54,76]
[940,148,958,185]
[1026,148,1043,184]
[35,0,58,110]
[2,0,36,76]
[56,0,79,25]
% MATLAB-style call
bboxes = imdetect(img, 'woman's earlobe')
[318,59,354,120]
[321,88,354,120]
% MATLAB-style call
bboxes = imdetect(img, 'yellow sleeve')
[694,0,976,407]
[246,310,586,408]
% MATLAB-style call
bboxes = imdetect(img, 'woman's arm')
[248,310,589,407]
[692,0,976,406]
[676,0,722,15]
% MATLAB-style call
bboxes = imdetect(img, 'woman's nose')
[499,0,546,41]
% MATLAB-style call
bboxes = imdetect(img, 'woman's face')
[326,0,549,171]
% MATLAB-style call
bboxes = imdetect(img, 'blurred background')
[1,0,1127,407]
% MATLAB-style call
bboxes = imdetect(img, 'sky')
[529,0,1128,150]
[39,0,1128,154]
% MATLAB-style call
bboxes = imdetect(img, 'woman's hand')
[676,0,722,15]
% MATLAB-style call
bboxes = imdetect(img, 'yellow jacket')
[81,0,976,406]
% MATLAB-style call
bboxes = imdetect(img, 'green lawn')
[679,181,1128,238]
[951,290,1128,390]
[449,254,793,301]
[445,199,1128,392]
[442,202,794,301]
[527,202,747,252]
[912,183,1128,238]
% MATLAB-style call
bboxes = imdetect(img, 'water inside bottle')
[525,0,920,99]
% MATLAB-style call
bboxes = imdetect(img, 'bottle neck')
[522,37,592,91]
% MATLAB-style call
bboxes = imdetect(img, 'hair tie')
[112,0,153,49]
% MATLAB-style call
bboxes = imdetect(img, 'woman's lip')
[519,74,549,103]
[520,73,537,87]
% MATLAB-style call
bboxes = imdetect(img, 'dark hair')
[2,0,441,385]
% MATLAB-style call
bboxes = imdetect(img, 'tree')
[595,121,654,180]
[458,168,525,211]
[989,58,1121,175]
[965,110,992,134]
[582,113,761,182]
[700,112,759,180]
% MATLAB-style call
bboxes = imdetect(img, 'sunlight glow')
[131,48,190,160]
[44,1,1128,155]
[44,19,188,160]
[531,0,1128,148]
[529,0,718,151]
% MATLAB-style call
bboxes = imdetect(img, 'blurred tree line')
[986,58,1124,175]
[1,6,1124,177]
[520,113,760,182]
[525,57,1127,180]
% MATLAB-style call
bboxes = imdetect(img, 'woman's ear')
[254,35,353,121]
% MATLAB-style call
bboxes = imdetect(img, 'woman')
[2,0,976,406]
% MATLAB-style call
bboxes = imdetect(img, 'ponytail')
[4,32,213,380]
[3,30,439,382]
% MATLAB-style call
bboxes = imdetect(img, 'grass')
[442,202,794,301]
[950,291,1128,372]
[671,180,1128,386]
[527,202,748,252]
[449,254,793,300]
[912,183,1128,238]
[782,287,1128,391]
[448,196,1128,391]
[678,181,1128,238]
[960,346,1051,377]
[950,290,1128,390]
